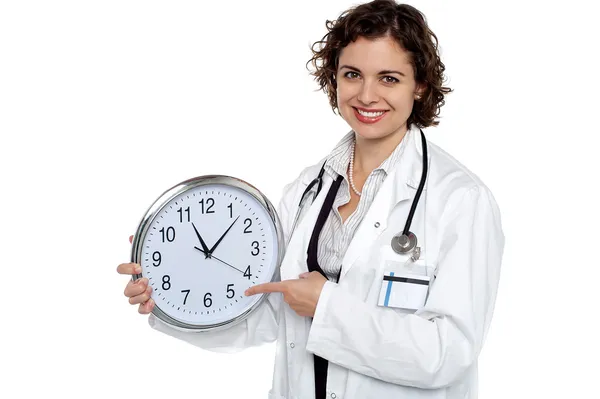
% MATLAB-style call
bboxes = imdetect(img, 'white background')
[1,0,598,398]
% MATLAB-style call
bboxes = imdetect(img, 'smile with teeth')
[357,109,386,117]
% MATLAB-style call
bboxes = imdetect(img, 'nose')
[357,80,379,105]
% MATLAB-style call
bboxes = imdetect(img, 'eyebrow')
[339,64,406,77]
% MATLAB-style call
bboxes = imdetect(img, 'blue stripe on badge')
[384,271,394,307]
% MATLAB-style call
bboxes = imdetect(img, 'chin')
[350,122,402,142]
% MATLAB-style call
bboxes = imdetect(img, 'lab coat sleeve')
[305,185,505,389]
[146,177,302,353]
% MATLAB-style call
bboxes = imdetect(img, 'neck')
[352,124,409,175]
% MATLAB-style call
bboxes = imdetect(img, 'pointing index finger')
[245,282,286,296]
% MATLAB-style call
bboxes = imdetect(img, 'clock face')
[136,180,281,329]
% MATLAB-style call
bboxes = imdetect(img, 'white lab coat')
[148,125,505,399]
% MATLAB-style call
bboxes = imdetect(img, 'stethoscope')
[290,128,428,261]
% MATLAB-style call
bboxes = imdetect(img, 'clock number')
[199,198,215,214]
[244,218,252,233]
[204,292,213,307]
[226,284,235,299]
[181,289,190,305]
[244,265,252,280]
[159,226,175,242]
[251,241,260,256]
[177,206,190,223]
[152,251,161,267]
[162,275,171,290]
[228,203,233,218]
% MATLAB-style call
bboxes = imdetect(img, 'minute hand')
[208,215,240,256]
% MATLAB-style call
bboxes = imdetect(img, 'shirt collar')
[323,131,354,180]
[323,128,411,180]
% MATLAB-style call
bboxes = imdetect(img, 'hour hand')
[191,222,211,258]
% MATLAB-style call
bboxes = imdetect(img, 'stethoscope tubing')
[403,129,428,235]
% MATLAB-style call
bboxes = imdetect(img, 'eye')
[344,71,360,79]
[382,76,399,84]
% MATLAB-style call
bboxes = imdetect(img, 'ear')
[414,83,426,101]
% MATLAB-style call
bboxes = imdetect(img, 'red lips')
[353,107,388,124]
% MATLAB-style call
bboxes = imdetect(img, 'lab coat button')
[374,222,380,228]
[289,342,295,348]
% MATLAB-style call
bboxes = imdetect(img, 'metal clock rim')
[130,174,285,333]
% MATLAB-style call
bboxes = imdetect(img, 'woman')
[117,1,504,398]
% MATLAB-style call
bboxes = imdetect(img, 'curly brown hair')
[306,0,452,128]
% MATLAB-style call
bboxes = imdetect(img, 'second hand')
[194,246,245,274]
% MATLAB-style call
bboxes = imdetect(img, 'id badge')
[377,260,431,310]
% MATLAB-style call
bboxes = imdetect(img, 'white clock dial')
[135,180,281,329]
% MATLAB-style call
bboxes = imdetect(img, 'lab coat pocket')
[377,264,430,310]
[373,247,434,312]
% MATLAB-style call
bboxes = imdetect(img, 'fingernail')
[244,290,249,296]
[134,265,142,273]
[147,286,152,294]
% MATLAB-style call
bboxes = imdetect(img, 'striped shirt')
[318,131,409,281]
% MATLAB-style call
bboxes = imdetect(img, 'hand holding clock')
[116,235,155,314]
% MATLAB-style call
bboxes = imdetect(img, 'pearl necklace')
[349,139,362,197]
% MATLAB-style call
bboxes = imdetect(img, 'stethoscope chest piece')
[391,231,420,260]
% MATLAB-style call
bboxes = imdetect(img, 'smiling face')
[336,35,422,141]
